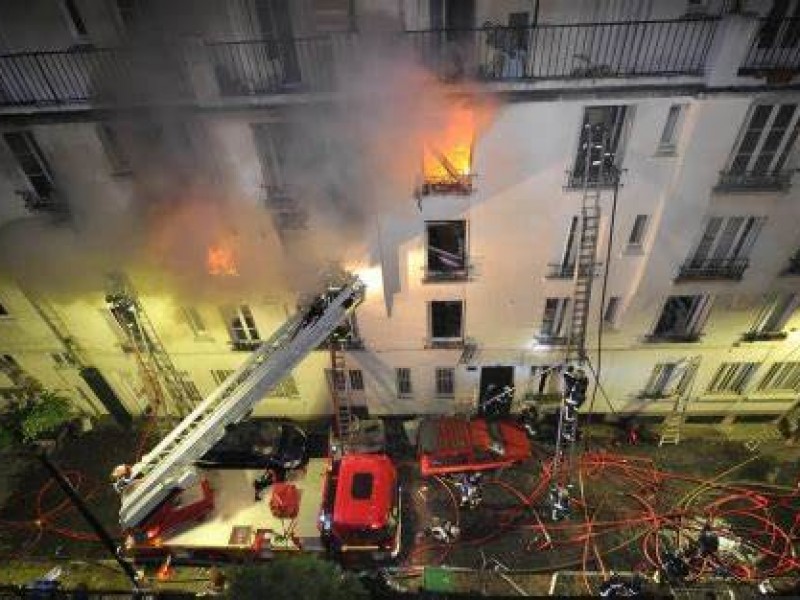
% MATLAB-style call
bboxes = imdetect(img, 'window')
[183,306,207,336]
[421,105,474,195]
[3,131,55,199]
[529,365,562,398]
[679,216,764,280]
[429,300,464,346]
[539,298,570,341]
[211,369,234,386]
[651,295,712,341]
[657,105,684,154]
[721,103,800,190]
[59,0,88,40]
[707,362,759,395]
[603,296,621,326]
[349,369,364,391]
[757,362,800,393]
[435,367,455,397]
[549,216,579,278]
[97,124,131,174]
[0,302,9,317]
[745,293,799,340]
[756,0,800,49]
[51,352,77,369]
[224,305,261,349]
[571,105,627,186]
[396,368,412,398]
[627,215,649,248]
[642,360,692,398]
[267,375,300,398]
[426,221,468,280]
[326,369,347,392]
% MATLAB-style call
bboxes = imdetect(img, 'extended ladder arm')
[118,276,366,530]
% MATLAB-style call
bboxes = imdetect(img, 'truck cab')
[319,453,401,559]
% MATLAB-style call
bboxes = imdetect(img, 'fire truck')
[114,275,401,563]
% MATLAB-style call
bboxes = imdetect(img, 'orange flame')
[207,239,238,276]
[423,106,474,185]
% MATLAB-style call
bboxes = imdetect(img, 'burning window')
[426,221,468,280]
[207,238,238,277]
[421,106,474,195]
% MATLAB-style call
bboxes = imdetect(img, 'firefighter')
[551,485,571,521]
[453,473,483,510]
[697,522,719,556]
[564,367,589,409]
[253,468,276,502]
[427,520,460,544]
[111,464,133,493]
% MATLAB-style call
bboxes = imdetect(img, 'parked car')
[196,420,307,471]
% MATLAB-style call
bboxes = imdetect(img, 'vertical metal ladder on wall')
[118,276,365,530]
[106,273,201,417]
[329,340,355,446]
[659,357,701,446]
[550,121,612,519]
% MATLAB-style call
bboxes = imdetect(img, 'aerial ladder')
[117,275,365,531]
[329,340,355,447]
[106,273,201,417]
[550,119,614,520]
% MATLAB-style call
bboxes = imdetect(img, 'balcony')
[714,170,793,193]
[0,18,719,110]
[644,332,702,343]
[676,258,749,282]
[409,18,718,82]
[739,18,800,77]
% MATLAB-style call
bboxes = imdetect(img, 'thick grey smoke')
[0,3,497,304]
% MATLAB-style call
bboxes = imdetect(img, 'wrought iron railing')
[676,257,749,281]
[715,170,793,192]
[0,45,190,106]
[644,332,702,343]
[0,19,719,108]
[408,18,718,81]
[739,17,800,74]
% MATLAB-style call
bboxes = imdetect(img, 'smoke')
[0,3,498,304]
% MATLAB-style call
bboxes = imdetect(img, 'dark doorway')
[80,367,132,429]
[478,366,514,416]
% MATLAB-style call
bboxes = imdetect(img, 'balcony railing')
[0,19,719,108]
[676,258,749,281]
[0,45,190,106]
[715,170,793,193]
[739,18,800,75]
[424,267,470,283]
[644,332,702,343]
[409,18,718,82]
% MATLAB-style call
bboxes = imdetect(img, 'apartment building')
[0,0,799,433]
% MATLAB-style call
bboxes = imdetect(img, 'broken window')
[571,106,627,186]
[396,368,412,397]
[651,295,712,340]
[430,300,464,345]
[3,131,55,200]
[707,362,759,395]
[421,106,474,195]
[435,367,455,397]
[426,221,468,280]
[223,304,261,350]
[746,293,799,340]
[758,361,800,393]
[539,297,570,341]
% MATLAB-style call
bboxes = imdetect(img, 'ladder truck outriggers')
[114,275,401,562]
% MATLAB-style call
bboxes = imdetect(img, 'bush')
[20,393,72,443]
[226,556,368,600]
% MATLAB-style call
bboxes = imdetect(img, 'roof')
[333,454,397,531]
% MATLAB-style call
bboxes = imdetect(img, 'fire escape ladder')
[659,356,701,446]
[106,274,200,416]
[118,276,365,530]
[550,122,613,519]
[329,340,355,446]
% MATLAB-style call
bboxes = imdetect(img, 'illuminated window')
[421,106,474,195]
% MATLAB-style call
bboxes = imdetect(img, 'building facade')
[0,0,799,433]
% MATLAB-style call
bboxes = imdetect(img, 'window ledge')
[534,336,569,347]
[423,271,471,283]
[623,244,645,256]
[644,333,702,343]
[426,340,465,350]
[741,331,788,342]
[654,146,677,157]
[434,394,455,399]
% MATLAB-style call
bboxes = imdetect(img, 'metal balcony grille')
[676,258,749,281]
[715,170,793,193]
[409,18,718,82]
[644,332,702,343]
[739,18,800,75]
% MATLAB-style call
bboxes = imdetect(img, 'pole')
[35,452,141,591]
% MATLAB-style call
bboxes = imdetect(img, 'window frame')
[570,105,629,187]
[627,214,650,249]
[224,304,262,350]
[429,300,464,347]
[58,0,89,42]
[539,297,570,342]
[96,123,132,175]
[396,367,413,398]
[757,361,800,393]
[425,220,469,281]
[650,295,712,341]
[706,362,759,395]
[435,367,455,398]
[745,293,799,340]
[725,103,800,177]
[603,296,621,327]
[3,131,55,200]
[656,104,685,155]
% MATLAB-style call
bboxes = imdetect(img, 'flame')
[423,106,474,184]
[207,238,238,276]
